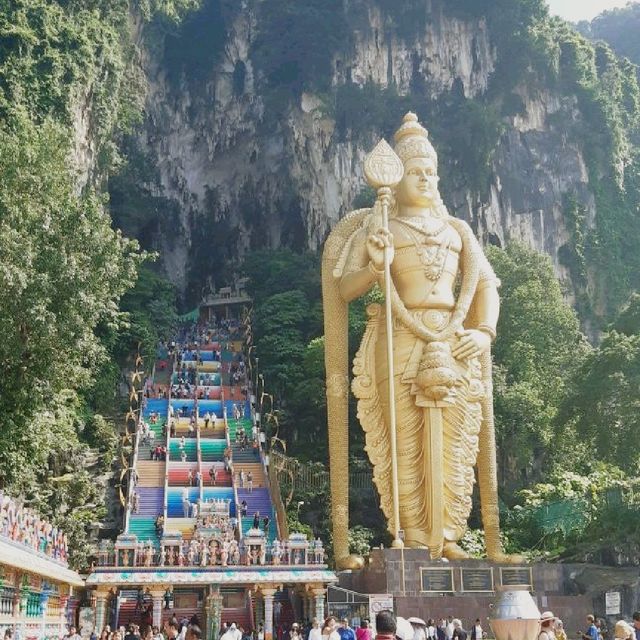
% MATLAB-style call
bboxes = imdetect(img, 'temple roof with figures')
[86,566,337,586]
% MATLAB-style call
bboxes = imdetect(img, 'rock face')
[122,0,599,302]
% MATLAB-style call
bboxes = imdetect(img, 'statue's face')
[396,157,439,207]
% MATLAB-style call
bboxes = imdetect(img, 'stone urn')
[489,585,541,640]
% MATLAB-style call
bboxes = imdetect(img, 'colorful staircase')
[117,322,285,632]
[237,488,276,543]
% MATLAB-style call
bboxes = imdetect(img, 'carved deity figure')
[323,113,519,569]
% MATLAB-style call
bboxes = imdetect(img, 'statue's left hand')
[452,329,491,360]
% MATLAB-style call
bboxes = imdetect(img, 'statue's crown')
[393,112,437,165]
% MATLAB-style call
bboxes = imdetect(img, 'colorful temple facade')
[0,494,84,639]
[85,319,336,639]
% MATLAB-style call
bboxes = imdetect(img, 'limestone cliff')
[109,0,639,319]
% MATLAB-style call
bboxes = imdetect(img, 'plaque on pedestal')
[460,568,494,593]
[420,567,454,593]
[499,567,532,589]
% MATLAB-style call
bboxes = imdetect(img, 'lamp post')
[295,501,305,533]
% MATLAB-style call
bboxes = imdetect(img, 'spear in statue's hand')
[364,139,405,549]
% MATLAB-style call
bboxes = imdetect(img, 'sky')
[546,0,632,21]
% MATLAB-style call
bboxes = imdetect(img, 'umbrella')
[396,617,416,640]
[408,619,427,627]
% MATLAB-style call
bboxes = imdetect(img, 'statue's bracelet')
[368,261,385,277]
[476,324,497,341]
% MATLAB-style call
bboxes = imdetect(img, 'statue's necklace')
[395,217,450,282]
[399,215,448,237]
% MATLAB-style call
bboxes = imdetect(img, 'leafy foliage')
[559,294,640,468]
[578,3,640,67]
[488,244,588,490]
[253,0,348,95]
[0,0,188,569]
[0,115,142,440]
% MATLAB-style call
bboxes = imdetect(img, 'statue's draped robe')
[348,214,498,549]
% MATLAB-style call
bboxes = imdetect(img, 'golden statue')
[322,113,518,569]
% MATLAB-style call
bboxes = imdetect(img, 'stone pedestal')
[336,550,622,633]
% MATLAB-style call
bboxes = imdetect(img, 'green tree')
[0,115,142,539]
[488,243,589,491]
[559,294,640,467]
[585,3,640,66]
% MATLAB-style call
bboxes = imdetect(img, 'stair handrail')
[196,393,204,506]
[223,374,243,541]
[266,456,289,540]
[163,350,176,524]
[124,420,140,534]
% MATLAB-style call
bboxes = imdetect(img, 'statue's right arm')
[338,229,378,302]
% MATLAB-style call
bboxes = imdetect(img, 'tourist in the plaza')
[538,615,556,640]
[445,619,454,640]
[253,511,260,529]
[164,620,179,640]
[322,618,340,640]
[614,621,634,640]
[65,628,82,640]
[152,627,163,640]
[186,625,202,640]
[209,466,217,486]
[470,620,483,640]
[632,613,640,640]
[555,621,567,640]
[231,623,243,640]
[409,620,426,640]
[247,471,253,493]
[451,620,467,640]
[269,600,281,627]
[178,618,189,640]
[373,612,395,640]
[263,514,270,535]
[355,621,371,640]
[436,621,445,640]
[291,624,302,640]
[240,500,248,517]
[220,625,234,640]
[338,619,356,640]
[309,621,322,640]
[583,616,600,640]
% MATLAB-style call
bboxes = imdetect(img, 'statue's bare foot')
[443,542,470,560]
[336,554,365,570]
[487,549,526,564]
